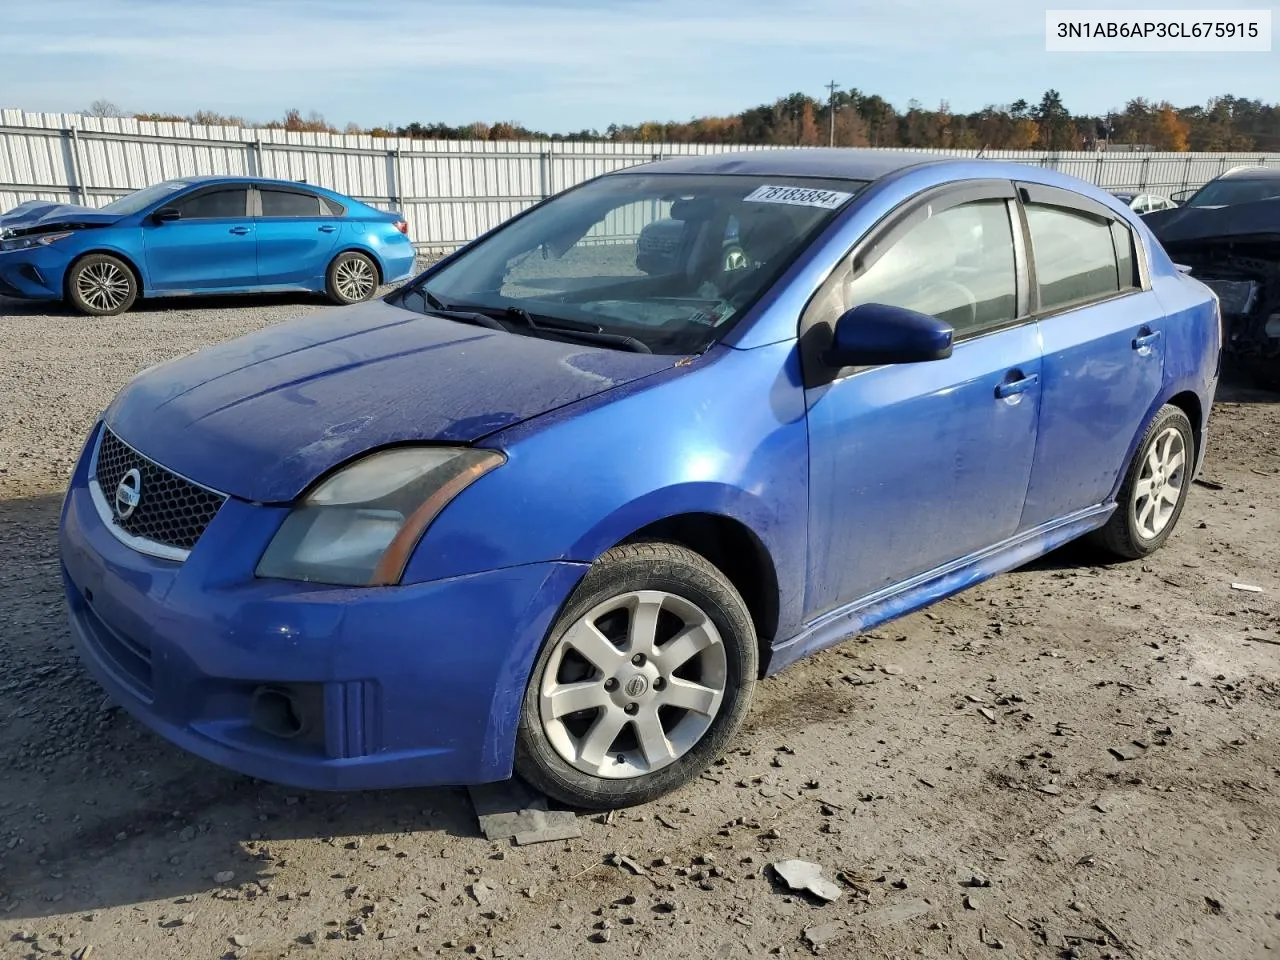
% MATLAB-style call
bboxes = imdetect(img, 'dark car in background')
[1146,166,1280,391]
[0,176,417,316]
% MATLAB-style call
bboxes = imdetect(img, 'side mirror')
[824,302,954,367]
[153,207,181,223]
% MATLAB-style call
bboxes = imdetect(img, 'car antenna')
[976,144,989,159]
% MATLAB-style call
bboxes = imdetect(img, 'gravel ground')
[1,287,1279,960]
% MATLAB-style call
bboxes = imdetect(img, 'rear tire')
[325,251,379,305]
[1088,404,1195,560]
[66,254,138,316]
[515,542,758,810]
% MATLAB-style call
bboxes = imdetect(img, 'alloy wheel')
[538,590,728,779]
[1132,426,1186,540]
[334,257,376,301]
[76,261,131,312]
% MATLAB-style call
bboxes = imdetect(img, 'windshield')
[100,180,191,216]
[1186,177,1280,208]
[397,173,867,354]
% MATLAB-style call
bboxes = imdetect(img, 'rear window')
[1188,177,1280,207]
[260,189,322,217]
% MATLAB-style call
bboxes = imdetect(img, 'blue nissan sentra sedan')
[0,176,416,314]
[58,149,1221,809]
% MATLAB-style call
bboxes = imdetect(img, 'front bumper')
[58,426,586,790]
[0,245,71,300]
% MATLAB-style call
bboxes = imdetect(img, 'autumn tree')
[798,102,821,145]
[90,85,1280,151]
[1151,101,1190,151]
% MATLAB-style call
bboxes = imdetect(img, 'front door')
[142,186,256,291]
[802,183,1042,618]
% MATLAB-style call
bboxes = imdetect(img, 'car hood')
[1144,196,1280,245]
[0,200,122,235]
[105,300,680,503]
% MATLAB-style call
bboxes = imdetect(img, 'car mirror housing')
[153,207,181,223]
[824,302,955,368]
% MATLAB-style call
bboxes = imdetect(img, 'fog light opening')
[250,686,308,740]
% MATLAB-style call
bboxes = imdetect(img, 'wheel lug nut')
[631,654,645,666]
[624,703,639,715]
[603,678,618,692]
[653,677,666,690]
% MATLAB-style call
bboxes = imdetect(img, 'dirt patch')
[1,292,1279,959]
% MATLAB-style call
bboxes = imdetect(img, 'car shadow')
[0,490,485,922]
[1,290,342,317]
[1217,366,1279,404]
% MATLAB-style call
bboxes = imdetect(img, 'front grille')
[93,427,227,552]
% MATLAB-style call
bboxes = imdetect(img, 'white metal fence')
[4,109,1280,253]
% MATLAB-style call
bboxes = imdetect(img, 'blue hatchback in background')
[0,176,417,315]
[58,149,1221,810]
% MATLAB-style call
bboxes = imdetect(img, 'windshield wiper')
[502,306,653,354]
[428,308,509,331]
[411,293,652,354]
[406,288,510,331]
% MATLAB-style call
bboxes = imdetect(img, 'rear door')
[253,186,342,285]
[142,186,256,291]
[1016,182,1165,528]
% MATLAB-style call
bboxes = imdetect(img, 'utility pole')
[825,80,839,147]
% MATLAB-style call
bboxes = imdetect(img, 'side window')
[1131,196,1149,213]
[174,189,248,220]
[260,189,323,218]
[1024,204,1124,311]
[321,196,345,217]
[844,200,1018,337]
[1110,220,1138,289]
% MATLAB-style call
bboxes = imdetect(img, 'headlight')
[256,446,504,586]
[0,231,73,252]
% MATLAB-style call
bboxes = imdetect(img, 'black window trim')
[250,184,330,218]
[798,178,1032,389]
[1013,180,1152,322]
[167,184,252,220]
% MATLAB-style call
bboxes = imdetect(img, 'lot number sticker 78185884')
[743,184,854,209]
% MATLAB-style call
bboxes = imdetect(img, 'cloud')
[1,0,1275,130]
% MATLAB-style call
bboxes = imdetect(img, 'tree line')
[88,88,1280,152]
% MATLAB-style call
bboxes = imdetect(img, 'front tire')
[325,251,379,305]
[1089,404,1195,560]
[66,254,138,316]
[515,542,758,810]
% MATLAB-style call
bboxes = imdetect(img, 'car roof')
[171,174,343,193]
[609,149,1157,214]
[1216,165,1280,181]
[613,148,951,182]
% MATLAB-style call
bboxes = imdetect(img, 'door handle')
[1132,330,1162,351]
[995,372,1039,399]
[229,226,251,235]
[318,225,337,233]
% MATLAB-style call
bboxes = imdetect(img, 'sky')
[1,0,1277,132]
